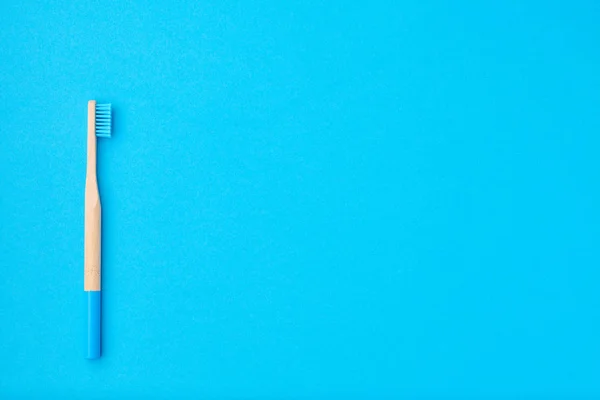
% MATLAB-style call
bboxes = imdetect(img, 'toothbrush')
[84,100,111,359]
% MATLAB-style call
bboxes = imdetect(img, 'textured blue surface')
[85,291,102,360]
[1,0,599,398]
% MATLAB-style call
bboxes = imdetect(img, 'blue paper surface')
[1,1,599,397]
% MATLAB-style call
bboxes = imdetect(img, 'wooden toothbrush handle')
[84,184,101,290]
[85,100,101,291]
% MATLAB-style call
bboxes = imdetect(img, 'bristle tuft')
[95,103,112,138]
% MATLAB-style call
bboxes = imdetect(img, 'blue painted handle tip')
[86,291,101,359]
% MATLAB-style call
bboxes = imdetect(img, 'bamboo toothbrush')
[84,100,111,359]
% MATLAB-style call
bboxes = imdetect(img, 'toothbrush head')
[95,103,112,138]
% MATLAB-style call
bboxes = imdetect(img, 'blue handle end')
[85,291,101,359]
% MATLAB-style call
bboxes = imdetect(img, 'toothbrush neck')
[87,129,97,177]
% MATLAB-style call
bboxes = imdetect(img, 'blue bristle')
[95,103,112,138]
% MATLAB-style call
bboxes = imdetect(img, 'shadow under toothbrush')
[96,103,119,358]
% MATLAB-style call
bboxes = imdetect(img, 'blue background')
[1,0,599,398]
